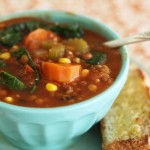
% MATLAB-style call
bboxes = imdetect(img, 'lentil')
[88,84,97,92]
[66,89,74,94]
[29,95,37,101]
[80,81,87,86]
[35,98,44,105]
[95,79,101,83]
[82,52,93,60]
[81,69,90,77]
[100,65,110,74]
[73,57,81,63]
[20,55,29,64]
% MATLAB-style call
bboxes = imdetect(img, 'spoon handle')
[103,32,150,48]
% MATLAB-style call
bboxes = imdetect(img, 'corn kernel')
[46,83,58,92]
[81,69,90,77]
[12,45,19,50]
[4,97,14,103]
[0,52,11,60]
[59,58,71,64]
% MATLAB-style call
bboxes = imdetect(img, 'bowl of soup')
[0,10,129,150]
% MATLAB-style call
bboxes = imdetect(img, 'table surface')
[0,0,150,69]
[0,1,150,149]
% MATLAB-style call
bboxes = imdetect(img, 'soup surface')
[0,18,121,107]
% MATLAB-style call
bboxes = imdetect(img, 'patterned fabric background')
[0,0,150,68]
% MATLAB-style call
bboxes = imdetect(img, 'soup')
[0,18,121,107]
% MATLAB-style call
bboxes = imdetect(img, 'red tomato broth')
[0,18,122,107]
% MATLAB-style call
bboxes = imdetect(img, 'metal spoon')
[103,31,150,48]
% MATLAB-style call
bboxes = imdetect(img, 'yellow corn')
[4,97,14,103]
[0,52,11,60]
[46,83,58,92]
[12,45,19,50]
[81,69,90,77]
[59,58,71,64]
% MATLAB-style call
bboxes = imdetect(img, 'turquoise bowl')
[0,10,129,150]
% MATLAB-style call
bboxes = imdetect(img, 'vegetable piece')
[32,49,48,59]
[88,84,97,92]
[58,58,71,64]
[11,47,40,93]
[64,38,89,54]
[0,60,6,67]
[0,21,42,47]
[49,43,65,60]
[0,71,27,90]
[0,29,22,47]
[4,96,14,103]
[11,48,25,58]
[48,24,84,38]
[42,62,81,83]
[0,52,11,60]
[42,40,56,49]
[24,28,59,51]
[20,55,29,64]
[46,83,58,92]
[81,69,90,77]
[86,50,107,65]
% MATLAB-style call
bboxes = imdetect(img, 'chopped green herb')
[0,71,27,90]
[86,50,107,65]
[11,49,25,59]
[0,60,6,67]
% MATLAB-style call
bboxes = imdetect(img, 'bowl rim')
[0,10,129,113]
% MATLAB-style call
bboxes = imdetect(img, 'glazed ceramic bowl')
[0,10,129,150]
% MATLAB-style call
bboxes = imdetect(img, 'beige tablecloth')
[0,0,150,68]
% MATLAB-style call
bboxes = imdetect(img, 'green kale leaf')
[12,47,40,93]
[86,50,107,65]
[0,71,27,90]
[48,24,84,38]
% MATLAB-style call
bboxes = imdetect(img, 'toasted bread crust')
[103,135,150,150]
[101,66,150,150]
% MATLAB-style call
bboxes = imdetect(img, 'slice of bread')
[101,65,150,150]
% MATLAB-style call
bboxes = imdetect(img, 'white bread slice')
[101,65,150,150]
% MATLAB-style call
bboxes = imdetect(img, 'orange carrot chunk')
[42,62,81,83]
[24,28,59,51]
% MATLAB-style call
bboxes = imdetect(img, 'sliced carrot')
[24,28,60,51]
[42,62,81,83]
[25,65,34,74]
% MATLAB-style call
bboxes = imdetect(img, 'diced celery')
[64,38,89,54]
[49,44,65,60]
